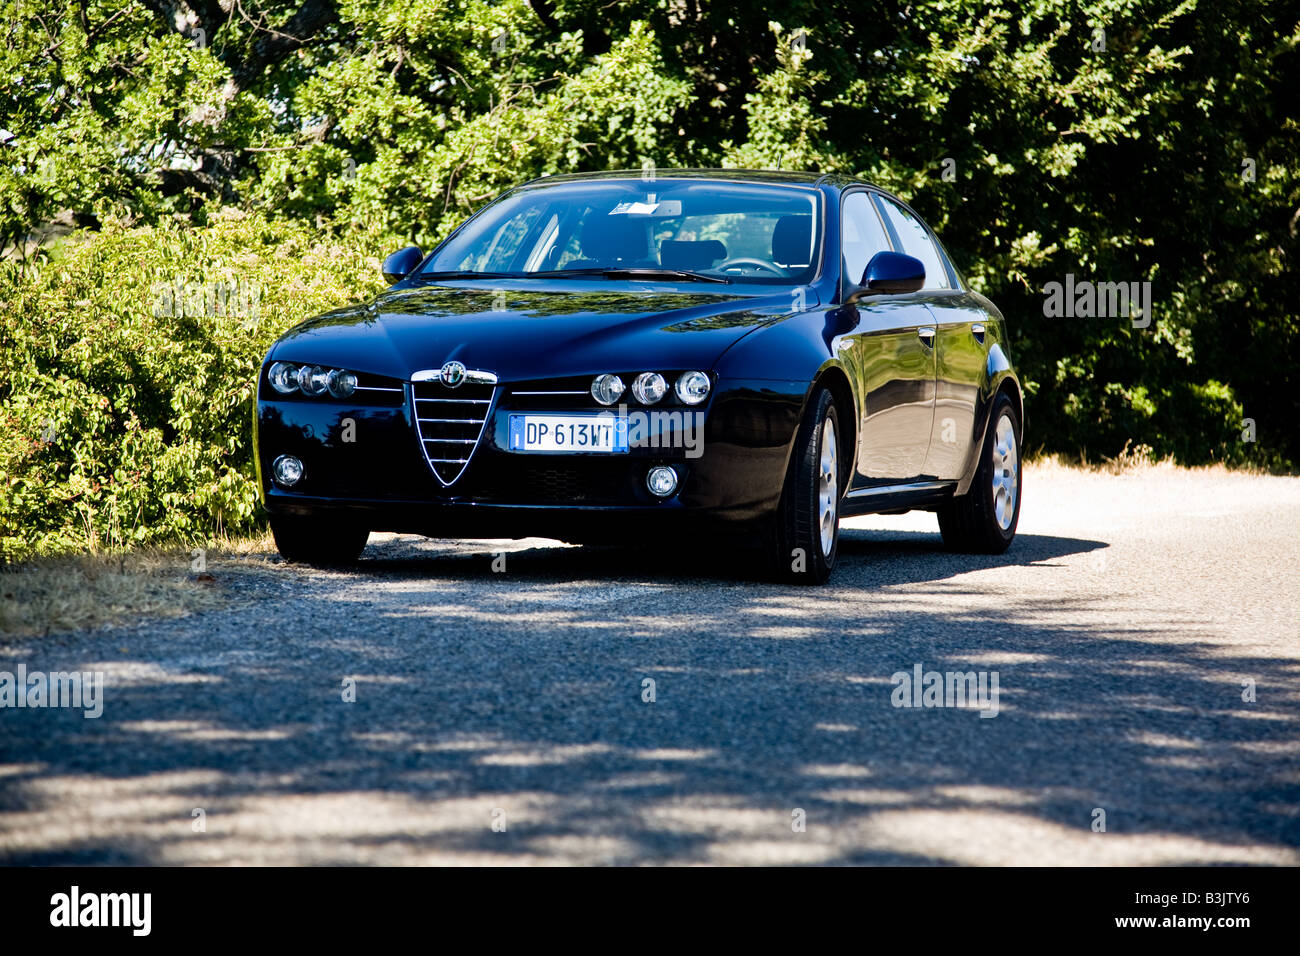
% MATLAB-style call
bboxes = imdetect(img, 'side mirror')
[382,246,424,285]
[845,251,925,303]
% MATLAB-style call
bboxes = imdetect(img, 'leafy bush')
[0,213,385,562]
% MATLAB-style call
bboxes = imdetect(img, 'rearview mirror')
[382,246,424,285]
[845,251,925,303]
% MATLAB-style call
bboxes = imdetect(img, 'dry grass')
[1026,442,1274,477]
[0,533,278,641]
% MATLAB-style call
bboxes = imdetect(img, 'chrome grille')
[412,380,496,485]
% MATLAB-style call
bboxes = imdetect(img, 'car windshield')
[421,179,823,284]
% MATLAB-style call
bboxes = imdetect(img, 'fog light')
[269,361,299,394]
[591,373,625,406]
[272,455,303,487]
[632,372,667,404]
[646,465,678,497]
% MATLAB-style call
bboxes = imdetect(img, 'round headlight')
[646,465,678,497]
[272,455,303,487]
[590,373,625,406]
[269,362,299,394]
[298,365,330,396]
[327,369,357,398]
[675,370,711,405]
[632,372,668,405]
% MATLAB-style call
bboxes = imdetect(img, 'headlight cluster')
[590,371,711,406]
[268,362,358,399]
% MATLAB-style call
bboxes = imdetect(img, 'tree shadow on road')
[2,528,1295,866]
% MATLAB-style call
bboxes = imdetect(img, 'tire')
[269,514,369,566]
[767,387,842,584]
[937,392,1022,554]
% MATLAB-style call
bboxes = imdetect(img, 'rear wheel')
[269,514,369,566]
[937,393,1021,553]
[767,387,842,584]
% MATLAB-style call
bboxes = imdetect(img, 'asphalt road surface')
[2,465,1298,865]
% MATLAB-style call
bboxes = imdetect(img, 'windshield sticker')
[608,199,682,217]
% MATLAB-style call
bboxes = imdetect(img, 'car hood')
[269,282,812,381]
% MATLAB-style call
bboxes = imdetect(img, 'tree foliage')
[0,211,385,560]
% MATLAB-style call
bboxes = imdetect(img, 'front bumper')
[253,376,807,535]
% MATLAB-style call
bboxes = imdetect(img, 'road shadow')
[1,529,1295,866]
[336,529,1107,589]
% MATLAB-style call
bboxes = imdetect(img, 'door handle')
[971,323,986,344]
[917,327,936,347]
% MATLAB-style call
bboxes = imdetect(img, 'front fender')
[713,307,855,490]
[955,340,1024,495]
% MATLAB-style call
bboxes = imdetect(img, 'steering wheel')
[715,257,787,276]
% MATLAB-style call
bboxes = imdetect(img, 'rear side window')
[841,191,894,288]
[875,196,951,290]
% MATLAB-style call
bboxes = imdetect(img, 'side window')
[841,191,893,288]
[875,196,951,290]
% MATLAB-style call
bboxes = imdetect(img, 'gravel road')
[2,465,1298,865]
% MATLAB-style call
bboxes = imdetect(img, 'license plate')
[508,413,629,453]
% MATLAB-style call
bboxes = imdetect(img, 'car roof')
[516,168,863,190]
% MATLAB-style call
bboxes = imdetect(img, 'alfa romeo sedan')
[254,170,1023,583]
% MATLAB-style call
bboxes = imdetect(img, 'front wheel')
[936,393,1022,553]
[269,514,369,566]
[767,387,842,584]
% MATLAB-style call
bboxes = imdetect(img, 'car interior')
[552,208,814,278]
[428,181,823,283]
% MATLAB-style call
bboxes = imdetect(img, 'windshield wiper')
[536,268,731,284]
[416,271,515,281]
[419,267,732,284]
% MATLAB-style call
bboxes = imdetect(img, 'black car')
[254,170,1023,583]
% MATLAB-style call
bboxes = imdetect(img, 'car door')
[921,290,988,480]
[873,194,984,480]
[837,190,937,485]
